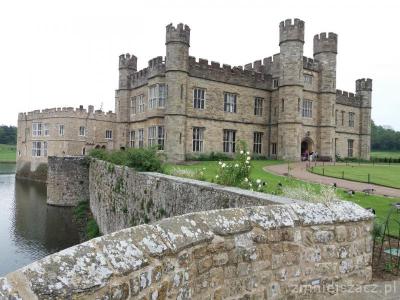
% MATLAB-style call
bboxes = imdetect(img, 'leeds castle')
[16,18,372,175]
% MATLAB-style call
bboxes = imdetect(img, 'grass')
[371,151,400,159]
[310,163,400,189]
[166,159,400,236]
[0,144,16,162]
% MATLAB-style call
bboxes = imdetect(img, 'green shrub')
[74,201,89,219]
[89,147,165,172]
[86,219,100,239]
[186,151,233,161]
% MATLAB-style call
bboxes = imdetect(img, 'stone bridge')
[0,157,374,299]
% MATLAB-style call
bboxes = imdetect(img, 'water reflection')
[0,163,80,276]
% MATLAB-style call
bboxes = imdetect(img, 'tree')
[0,125,17,145]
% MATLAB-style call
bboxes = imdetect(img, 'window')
[59,125,64,136]
[105,130,112,139]
[157,126,165,150]
[253,132,262,154]
[281,99,285,112]
[349,112,355,127]
[148,126,165,150]
[193,88,205,109]
[304,74,313,85]
[43,141,48,157]
[138,95,145,113]
[335,110,338,125]
[148,126,157,147]
[129,131,135,148]
[148,84,166,109]
[298,98,301,113]
[348,139,354,157]
[274,107,277,116]
[79,126,86,136]
[130,97,137,115]
[273,79,279,88]
[32,141,41,157]
[159,84,166,108]
[254,97,263,116]
[224,93,237,113]
[32,123,43,137]
[271,143,277,155]
[341,111,345,126]
[223,129,236,153]
[138,129,144,148]
[44,124,49,136]
[193,127,204,152]
[302,99,313,118]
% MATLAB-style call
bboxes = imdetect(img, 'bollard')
[323,168,325,176]
[368,173,370,184]
[342,171,344,179]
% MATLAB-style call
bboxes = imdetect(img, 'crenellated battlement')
[336,89,361,107]
[313,32,338,55]
[356,78,373,92]
[18,106,117,122]
[303,56,319,71]
[119,53,137,70]
[188,56,271,89]
[279,18,305,44]
[166,23,190,46]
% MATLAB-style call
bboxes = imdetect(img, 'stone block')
[201,208,251,235]
[155,213,214,253]
[247,205,296,229]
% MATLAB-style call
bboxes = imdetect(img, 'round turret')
[166,23,190,46]
[356,78,373,92]
[313,33,338,55]
[279,18,305,45]
[119,53,137,71]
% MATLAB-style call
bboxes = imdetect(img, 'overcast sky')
[1,0,399,130]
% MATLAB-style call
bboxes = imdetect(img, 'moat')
[0,163,80,276]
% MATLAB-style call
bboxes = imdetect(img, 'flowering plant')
[214,141,265,191]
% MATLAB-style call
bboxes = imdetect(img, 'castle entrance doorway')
[301,138,314,160]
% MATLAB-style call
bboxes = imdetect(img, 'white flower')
[247,156,251,160]
[256,179,261,184]
[258,185,262,189]
[240,150,244,154]
[218,161,222,165]
[246,160,250,164]
[249,182,252,186]
[222,163,226,168]
[215,175,219,178]
[235,164,239,167]
[246,151,250,155]
[244,178,249,182]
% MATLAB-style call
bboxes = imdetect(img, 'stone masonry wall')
[0,202,373,299]
[89,159,294,235]
[47,156,90,206]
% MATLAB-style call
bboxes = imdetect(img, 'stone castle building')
[17,18,372,175]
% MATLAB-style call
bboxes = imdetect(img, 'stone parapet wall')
[89,159,295,234]
[47,156,90,206]
[1,201,373,299]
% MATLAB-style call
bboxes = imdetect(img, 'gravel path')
[265,161,400,198]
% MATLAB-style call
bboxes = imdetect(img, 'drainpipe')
[268,96,272,158]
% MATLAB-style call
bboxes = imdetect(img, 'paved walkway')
[265,161,400,198]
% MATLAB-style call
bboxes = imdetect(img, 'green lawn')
[311,164,400,189]
[166,160,400,236]
[0,144,16,162]
[371,151,400,159]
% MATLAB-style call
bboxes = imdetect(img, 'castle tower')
[164,23,190,162]
[277,18,304,160]
[313,32,337,159]
[116,53,137,123]
[356,78,372,159]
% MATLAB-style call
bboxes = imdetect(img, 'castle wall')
[1,200,373,299]
[89,159,293,234]
[47,156,90,206]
